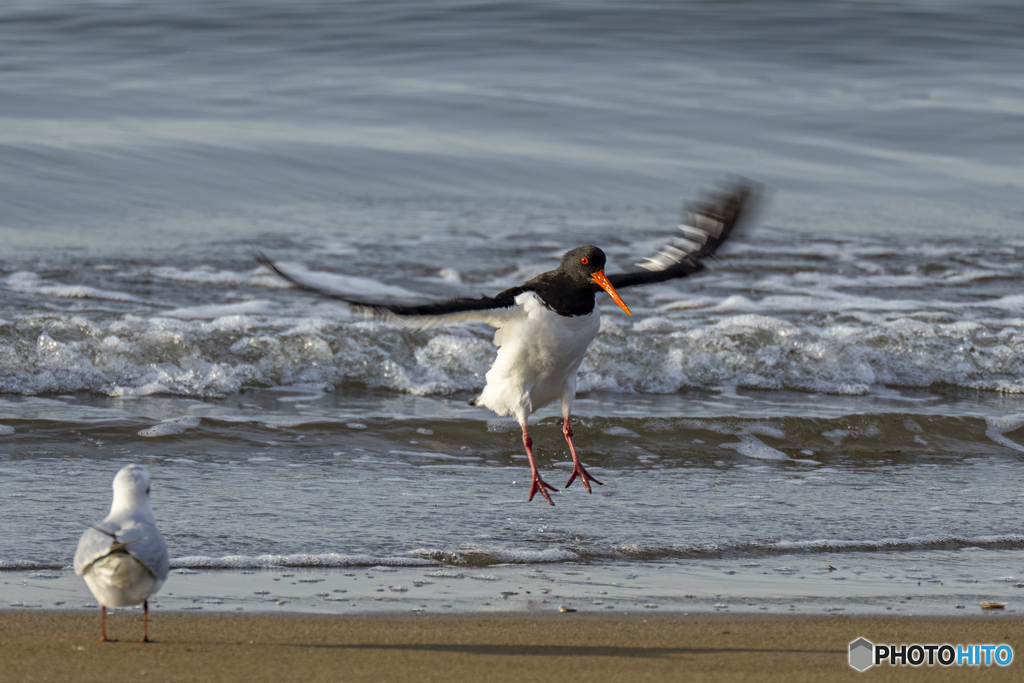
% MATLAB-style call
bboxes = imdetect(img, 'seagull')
[74,465,170,642]
[260,180,760,504]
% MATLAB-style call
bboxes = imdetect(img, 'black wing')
[606,179,762,290]
[257,251,527,321]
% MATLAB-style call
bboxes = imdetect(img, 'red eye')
[581,257,589,265]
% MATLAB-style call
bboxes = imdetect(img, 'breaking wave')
[1,309,1023,398]
[8,534,1024,572]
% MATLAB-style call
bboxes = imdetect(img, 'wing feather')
[74,522,169,581]
[74,526,115,575]
[257,252,526,330]
[122,522,170,581]
[607,179,763,290]
[260,177,762,318]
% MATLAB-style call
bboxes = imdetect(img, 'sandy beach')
[2,3,1024,683]
[1,611,1020,682]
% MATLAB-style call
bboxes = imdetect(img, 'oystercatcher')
[260,180,760,504]
[75,465,169,642]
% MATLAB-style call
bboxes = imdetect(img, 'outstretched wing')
[258,252,527,329]
[606,179,762,290]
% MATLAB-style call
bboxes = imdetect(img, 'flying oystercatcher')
[260,180,760,505]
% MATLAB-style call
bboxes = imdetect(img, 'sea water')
[2,0,1023,617]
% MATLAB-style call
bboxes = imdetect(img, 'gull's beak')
[591,270,631,315]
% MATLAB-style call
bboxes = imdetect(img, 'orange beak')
[591,270,631,315]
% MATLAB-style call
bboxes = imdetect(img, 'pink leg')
[563,415,603,493]
[140,600,150,643]
[523,424,556,505]
[100,605,108,642]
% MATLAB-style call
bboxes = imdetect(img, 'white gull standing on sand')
[74,465,169,642]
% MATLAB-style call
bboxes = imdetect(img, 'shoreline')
[4,556,1020,619]
[2,611,1020,682]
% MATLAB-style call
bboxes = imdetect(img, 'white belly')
[477,292,600,423]
[83,552,160,607]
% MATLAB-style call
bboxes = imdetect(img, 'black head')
[524,244,629,317]
[559,246,607,285]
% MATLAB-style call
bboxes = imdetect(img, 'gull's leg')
[100,605,108,642]
[522,422,556,505]
[139,600,150,643]
[563,415,603,492]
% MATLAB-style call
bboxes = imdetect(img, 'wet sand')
[1,611,1020,682]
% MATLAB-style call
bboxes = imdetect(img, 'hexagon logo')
[849,637,874,671]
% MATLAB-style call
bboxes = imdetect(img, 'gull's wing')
[258,252,528,329]
[74,521,170,582]
[121,521,170,582]
[606,179,762,290]
[74,524,117,575]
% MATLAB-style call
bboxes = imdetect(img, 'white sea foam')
[657,296,715,311]
[714,295,763,312]
[984,415,1024,452]
[719,435,789,460]
[162,300,279,320]
[0,560,66,570]
[822,429,850,446]
[410,547,578,564]
[149,266,289,287]
[756,535,1024,553]
[602,426,640,437]
[678,419,785,439]
[138,416,202,437]
[267,263,419,298]
[596,534,1024,560]
[438,268,462,284]
[465,548,577,564]
[170,554,439,569]
[388,450,481,461]
[2,286,1024,397]
[986,295,1024,311]
[6,534,1024,574]
[495,548,578,563]
[0,425,13,436]
[6,272,142,302]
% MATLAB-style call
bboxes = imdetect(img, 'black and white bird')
[74,465,169,642]
[261,180,760,505]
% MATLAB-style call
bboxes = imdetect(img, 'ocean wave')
[984,414,1024,453]
[718,435,790,460]
[0,560,67,570]
[588,535,1024,561]
[169,536,1024,568]
[138,416,202,437]
[410,547,579,565]
[6,272,143,303]
[6,534,1024,572]
[161,300,280,320]
[169,554,441,569]
[1,308,1023,398]
[148,264,418,299]
[148,266,289,288]
[583,314,1024,396]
